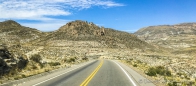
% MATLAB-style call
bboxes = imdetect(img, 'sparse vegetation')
[68,58,76,62]
[146,66,171,77]
[122,53,196,86]
[82,57,88,60]
[48,62,61,66]
[30,54,42,63]
[133,64,137,67]
[167,82,177,86]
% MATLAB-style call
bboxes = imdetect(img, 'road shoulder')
[0,60,96,86]
[113,60,156,86]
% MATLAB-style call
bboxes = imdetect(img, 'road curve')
[16,59,155,86]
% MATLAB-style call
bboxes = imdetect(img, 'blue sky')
[0,0,196,33]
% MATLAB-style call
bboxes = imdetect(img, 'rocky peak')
[0,20,21,28]
[58,20,97,31]
[57,20,105,36]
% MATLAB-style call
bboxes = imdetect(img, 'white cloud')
[0,0,124,20]
[0,0,124,31]
[95,1,124,7]
[0,0,71,20]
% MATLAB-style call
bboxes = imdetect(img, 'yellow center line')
[80,60,103,86]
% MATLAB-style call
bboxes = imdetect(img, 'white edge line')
[32,60,94,86]
[114,61,137,86]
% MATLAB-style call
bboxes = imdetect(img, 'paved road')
[16,60,155,86]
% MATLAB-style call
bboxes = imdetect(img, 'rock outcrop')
[0,45,28,76]
[57,20,105,36]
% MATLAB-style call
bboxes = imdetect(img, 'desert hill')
[134,23,196,85]
[0,20,45,45]
[135,23,196,50]
[134,23,196,64]
[35,20,155,50]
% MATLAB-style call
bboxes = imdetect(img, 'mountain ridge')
[28,20,156,50]
[134,23,196,52]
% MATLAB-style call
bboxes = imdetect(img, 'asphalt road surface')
[16,60,155,86]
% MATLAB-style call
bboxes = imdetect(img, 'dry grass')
[121,54,196,86]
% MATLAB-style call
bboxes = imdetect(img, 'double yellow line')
[80,60,103,86]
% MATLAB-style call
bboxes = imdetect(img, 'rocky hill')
[134,23,196,50]
[0,20,44,81]
[134,23,196,85]
[0,20,45,45]
[35,20,155,50]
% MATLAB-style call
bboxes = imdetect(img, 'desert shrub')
[29,54,44,68]
[172,81,178,86]
[63,57,76,63]
[82,57,88,60]
[146,66,171,77]
[167,82,173,86]
[17,56,28,69]
[63,58,67,62]
[155,66,171,76]
[165,70,172,76]
[14,77,19,80]
[48,62,61,66]
[30,54,42,63]
[136,60,142,63]
[67,58,75,63]
[126,60,131,63]
[146,67,157,76]
[155,66,165,75]
[44,69,49,72]
[31,64,37,69]
[8,68,18,76]
[70,58,75,62]
[133,64,137,67]
[21,74,26,78]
